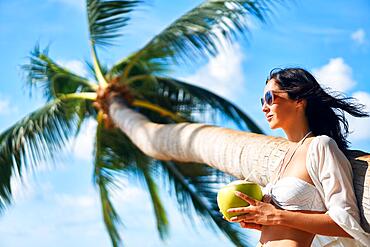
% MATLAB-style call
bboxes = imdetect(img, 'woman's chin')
[268,121,279,129]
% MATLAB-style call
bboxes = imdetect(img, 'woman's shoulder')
[310,135,338,148]
[308,135,343,156]
[307,135,350,171]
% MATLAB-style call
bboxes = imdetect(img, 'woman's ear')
[296,98,307,109]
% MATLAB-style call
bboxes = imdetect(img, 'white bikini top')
[263,177,326,212]
[262,132,326,212]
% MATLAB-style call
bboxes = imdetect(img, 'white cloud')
[351,29,366,45]
[69,119,96,161]
[55,193,97,208]
[347,91,370,140]
[0,98,10,114]
[353,91,370,108]
[312,57,356,92]
[53,176,145,208]
[11,174,54,203]
[10,159,63,203]
[0,96,17,115]
[111,183,148,205]
[57,60,88,77]
[183,41,245,99]
[10,175,36,203]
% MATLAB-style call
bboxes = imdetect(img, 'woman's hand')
[223,215,262,230]
[239,222,263,231]
[226,191,282,226]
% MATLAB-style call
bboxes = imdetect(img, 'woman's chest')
[278,144,313,184]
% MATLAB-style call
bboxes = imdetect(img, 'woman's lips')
[266,115,273,121]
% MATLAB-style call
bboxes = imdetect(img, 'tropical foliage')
[0,0,279,246]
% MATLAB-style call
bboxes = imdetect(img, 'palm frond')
[159,161,252,247]
[22,44,96,101]
[85,60,110,81]
[94,121,122,247]
[96,125,170,240]
[87,0,142,46]
[95,120,171,245]
[135,76,263,132]
[112,0,275,72]
[0,99,82,211]
[137,162,169,239]
[95,123,250,245]
[98,180,121,247]
[108,56,169,79]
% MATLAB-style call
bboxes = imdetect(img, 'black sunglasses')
[260,90,285,107]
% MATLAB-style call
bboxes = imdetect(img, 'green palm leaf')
[159,161,251,247]
[22,45,96,101]
[95,125,170,242]
[108,56,168,80]
[0,99,82,211]
[112,0,275,74]
[97,179,121,247]
[87,0,142,46]
[94,121,122,247]
[137,162,169,239]
[85,60,110,81]
[135,76,263,132]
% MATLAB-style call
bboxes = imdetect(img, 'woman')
[226,68,370,246]
[96,67,369,246]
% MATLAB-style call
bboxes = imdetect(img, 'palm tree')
[0,0,281,246]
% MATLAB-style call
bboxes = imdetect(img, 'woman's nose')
[262,103,269,113]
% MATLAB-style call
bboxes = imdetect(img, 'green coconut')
[217,180,263,220]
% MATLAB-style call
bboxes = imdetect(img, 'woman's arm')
[227,191,351,237]
[279,209,351,237]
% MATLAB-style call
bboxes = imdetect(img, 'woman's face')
[262,79,298,130]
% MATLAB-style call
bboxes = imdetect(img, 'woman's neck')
[283,120,311,143]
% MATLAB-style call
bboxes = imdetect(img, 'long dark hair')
[267,68,369,154]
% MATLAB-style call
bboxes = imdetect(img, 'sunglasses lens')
[265,91,273,105]
[260,97,264,106]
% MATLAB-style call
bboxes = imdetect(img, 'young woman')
[96,67,369,246]
[226,68,370,246]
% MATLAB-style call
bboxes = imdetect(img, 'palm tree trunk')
[109,100,370,232]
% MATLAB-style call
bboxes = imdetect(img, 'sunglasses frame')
[260,90,286,107]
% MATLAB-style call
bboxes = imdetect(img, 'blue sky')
[1,0,370,246]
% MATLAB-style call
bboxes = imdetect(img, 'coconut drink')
[217,180,263,220]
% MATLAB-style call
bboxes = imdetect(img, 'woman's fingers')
[229,213,255,222]
[240,222,262,231]
[227,206,253,214]
[234,191,257,205]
